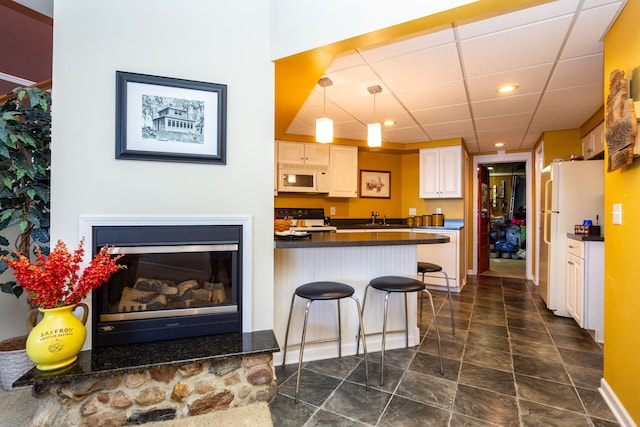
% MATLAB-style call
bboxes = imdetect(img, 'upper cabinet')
[419,146,462,198]
[581,122,605,160]
[329,145,358,198]
[277,141,330,167]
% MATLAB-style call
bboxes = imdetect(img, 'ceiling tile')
[455,0,579,39]
[371,43,462,89]
[466,63,553,102]
[394,80,468,111]
[412,104,471,125]
[561,2,623,59]
[471,93,540,119]
[547,54,603,90]
[359,28,456,63]
[460,15,572,77]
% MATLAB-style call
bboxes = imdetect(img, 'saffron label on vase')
[40,328,74,352]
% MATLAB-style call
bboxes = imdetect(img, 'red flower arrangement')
[1,238,125,309]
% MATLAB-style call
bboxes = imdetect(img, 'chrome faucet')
[370,211,380,224]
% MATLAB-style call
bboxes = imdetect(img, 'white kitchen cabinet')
[414,229,464,291]
[581,121,605,160]
[277,141,329,167]
[419,146,462,198]
[566,237,604,342]
[329,145,358,198]
[566,250,583,325]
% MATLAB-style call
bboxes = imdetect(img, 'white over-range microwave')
[278,166,329,193]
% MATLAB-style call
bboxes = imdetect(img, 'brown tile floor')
[269,275,618,426]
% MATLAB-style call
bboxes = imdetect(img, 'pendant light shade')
[316,77,333,143]
[367,85,382,147]
[367,123,382,148]
[316,117,333,143]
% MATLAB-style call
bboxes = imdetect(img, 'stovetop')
[275,208,336,232]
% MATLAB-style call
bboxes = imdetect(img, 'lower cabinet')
[566,237,604,342]
[414,229,464,291]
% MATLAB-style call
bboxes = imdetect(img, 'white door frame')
[534,143,544,286]
[471,152,533,280]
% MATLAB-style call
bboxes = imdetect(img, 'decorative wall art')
[605,69,637,172]
[116,71,227,164]
[360,170,390,198]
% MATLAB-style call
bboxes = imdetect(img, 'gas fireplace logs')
[117,277,228,313]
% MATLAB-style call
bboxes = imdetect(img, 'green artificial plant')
[0,87,51,299]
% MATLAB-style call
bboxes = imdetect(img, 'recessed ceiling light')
[383,120,395,126]
[495,142,505,147]
[497,83,519,94]
[487,166,494,170]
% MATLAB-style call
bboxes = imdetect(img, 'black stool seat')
[295,281,355,300]
[417,262,443,274]
[369,276,424,293]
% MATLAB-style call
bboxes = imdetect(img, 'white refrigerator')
[539,160,604,317]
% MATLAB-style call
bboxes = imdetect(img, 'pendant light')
[316,77,333,143]
[367,85,382,148]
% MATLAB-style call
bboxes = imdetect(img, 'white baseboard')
[600,378,638,427]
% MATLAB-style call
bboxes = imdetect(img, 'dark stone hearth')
[15,330,279,388]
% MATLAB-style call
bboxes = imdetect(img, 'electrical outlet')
[330,207,336,215]
[409,208,417,215]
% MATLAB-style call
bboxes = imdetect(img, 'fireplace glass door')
[92,225,242,347]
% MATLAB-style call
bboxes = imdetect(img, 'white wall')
[49,0,274,342]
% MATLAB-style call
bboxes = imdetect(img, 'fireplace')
[91,224,243,347]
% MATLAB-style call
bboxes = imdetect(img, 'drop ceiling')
[285,0,626,153]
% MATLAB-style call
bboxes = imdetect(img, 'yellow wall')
[603,0,640,420]
[539,129,582,166]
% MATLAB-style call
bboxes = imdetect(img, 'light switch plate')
[330,207,336,215]
[409,208,416,215]
[612,203,622,225]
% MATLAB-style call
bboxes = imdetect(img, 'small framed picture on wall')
[360,170,390,198]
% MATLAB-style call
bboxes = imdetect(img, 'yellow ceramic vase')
[26,303,88,371]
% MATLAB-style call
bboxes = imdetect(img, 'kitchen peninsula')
[273,231,449,366]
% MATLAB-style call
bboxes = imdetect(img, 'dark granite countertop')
[274,231,450,249]
[567,233,604,242]
[14,329,279,387]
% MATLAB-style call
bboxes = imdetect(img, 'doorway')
[481,162,526,278]
[472,152,532,280]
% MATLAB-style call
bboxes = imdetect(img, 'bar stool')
[357,276,443,386]
[418,262,455,336]
[282,281,369,403]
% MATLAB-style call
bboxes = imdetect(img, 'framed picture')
[116,71,227,164]
[360,170,390,198]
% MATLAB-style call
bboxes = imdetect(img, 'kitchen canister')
[433,213,444,226]
[422,215,432,226]
[415,216,422,226]
[406,216,415,226]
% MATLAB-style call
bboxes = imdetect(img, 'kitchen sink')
[357,223,409,229]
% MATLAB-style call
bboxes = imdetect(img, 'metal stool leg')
[337,299,342,358]
[380,291,391,386]
[281,292,297,368]
[350,295,369,390]
[442,270,455,336]
[423,289,444,375]
[294,299,313,403]
[404,293,409,347]
[356,285,371,356]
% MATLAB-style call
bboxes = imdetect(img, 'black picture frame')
[116,71,227,164]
